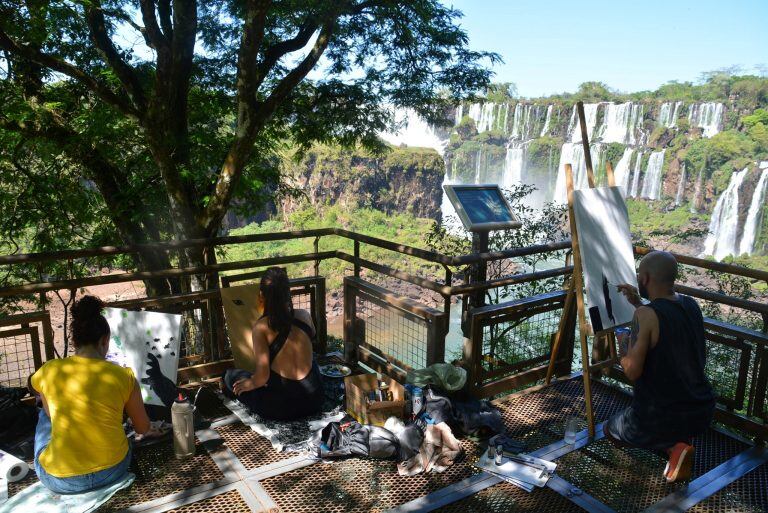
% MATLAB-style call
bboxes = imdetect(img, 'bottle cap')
[175,392,188,403]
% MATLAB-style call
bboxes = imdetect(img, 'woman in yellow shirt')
[30,295,151,494]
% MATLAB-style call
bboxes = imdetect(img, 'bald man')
[606,251,715,483]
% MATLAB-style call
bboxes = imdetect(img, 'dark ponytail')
[71,295,110,348]
[260,267,293,333]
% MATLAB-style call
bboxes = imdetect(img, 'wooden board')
[220,284,262,372]
[571,186,638,331]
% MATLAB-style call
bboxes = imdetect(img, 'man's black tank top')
[633,295,715,419]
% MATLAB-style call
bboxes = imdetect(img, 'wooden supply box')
[344,374,406,426]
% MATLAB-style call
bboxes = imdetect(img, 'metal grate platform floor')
[6,376,766,513]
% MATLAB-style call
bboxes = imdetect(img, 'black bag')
[0,386,38,454]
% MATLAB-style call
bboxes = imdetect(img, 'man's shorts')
[604,405,690,452]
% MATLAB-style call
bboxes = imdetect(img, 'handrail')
[634,246,768,283]
[0,228,336,266]
[0,251,337,297]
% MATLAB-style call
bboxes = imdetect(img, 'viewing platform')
[1,228,767,513]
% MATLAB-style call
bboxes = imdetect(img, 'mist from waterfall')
[738,169,768,255]
[702,167,748,260]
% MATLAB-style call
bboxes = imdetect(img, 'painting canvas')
[104,308,182,406]
[220,284,262,372]
[572,186,638,331]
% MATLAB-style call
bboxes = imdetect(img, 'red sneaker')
[664,442,695,483]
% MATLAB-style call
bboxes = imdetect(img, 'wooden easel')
[544,101,618,438]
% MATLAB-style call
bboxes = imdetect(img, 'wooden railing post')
[343,277,358,364]
[314,277,328,354]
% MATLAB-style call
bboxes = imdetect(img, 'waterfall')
[474,149,483,183]
[553,142,603,203]
[613,148,634,193]
[675,164,687,206]
[640,150,666,200]
[378,107,449,155]
[598,102,633,143]
[688,102,724,138]
[454,104,464,126]
[627,104,644,145]
[659,102,672,126]
[671,101,682,127]
[738,169,768,255]
[568,103,600,142]
[540,105,553,136]
[629,152,643,197]
[501,103,510,134]
[502,144,525,189]
[702,167,748,260]
[510,103,523,139]
[658,101,683,128]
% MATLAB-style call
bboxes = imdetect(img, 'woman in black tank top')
[223,268,324,420]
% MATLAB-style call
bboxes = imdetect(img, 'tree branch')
[139,0,169,50]
[85,3,147,113]
[254,18,318,90]
[199,19,336,234]
[158,0,173,39]
[0,29,139,118]
[236,1,271,122]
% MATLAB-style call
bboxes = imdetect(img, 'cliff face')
[281,145,445,221]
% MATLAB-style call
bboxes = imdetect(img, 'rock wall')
[281,145,445,221]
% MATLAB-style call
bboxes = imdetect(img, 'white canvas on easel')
[571,186,638,331]
[104,308,183,406]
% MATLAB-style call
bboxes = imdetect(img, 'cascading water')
[568,103,600,142]
[540,105,553,136]
[614,147,634,193]
[553,143,603,203]
[738,168,768,255]
[502,144,525,188]
[659,101,683,128]
[702,167,748,260]
[675,163,686,206]
[378,107,449,155]
[627,104,644,145]
[598,102,633,143]
[640,150,665,200]
[629,152,643,197]
[688,102,724,138]
[454,104,464,126]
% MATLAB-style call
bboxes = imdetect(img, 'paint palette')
[104,308,183,406]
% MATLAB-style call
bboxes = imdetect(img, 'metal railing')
[0,228,766,438]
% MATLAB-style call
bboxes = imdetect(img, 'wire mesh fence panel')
[0,328,37,387]
[480,308,560,377]
[356,292,429,370]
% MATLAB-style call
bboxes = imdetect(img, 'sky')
[446,0,768,98]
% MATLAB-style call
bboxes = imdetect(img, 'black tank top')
[633,296,715,418]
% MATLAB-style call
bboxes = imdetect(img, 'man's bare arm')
[620,306,654,381]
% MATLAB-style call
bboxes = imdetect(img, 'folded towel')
[0,473,134,513]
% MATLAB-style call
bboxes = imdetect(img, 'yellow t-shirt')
[31,356,135,477]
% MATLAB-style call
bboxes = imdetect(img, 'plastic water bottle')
[411,387,424,417]
[171,393,196,459]
[564,416,579,444]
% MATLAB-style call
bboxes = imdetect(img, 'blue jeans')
[34,409,132,494]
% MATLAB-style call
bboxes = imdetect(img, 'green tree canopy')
[0,0,497,293]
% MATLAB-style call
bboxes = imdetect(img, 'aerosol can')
[171,393,196,459]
